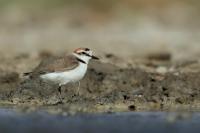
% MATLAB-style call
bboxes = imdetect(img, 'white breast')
[40,63,87,86]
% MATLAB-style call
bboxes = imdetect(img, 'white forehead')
[74,48,92,54]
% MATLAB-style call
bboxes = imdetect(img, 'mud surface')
[0,52,200,113]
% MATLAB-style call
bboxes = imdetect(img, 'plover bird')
[24,48,99,95]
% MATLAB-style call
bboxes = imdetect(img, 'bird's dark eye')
[85,48,90,51]
[82,52,91,57]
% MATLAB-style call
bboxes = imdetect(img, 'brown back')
[29,54,79,78]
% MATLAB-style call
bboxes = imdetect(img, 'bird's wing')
[29,55,79,77]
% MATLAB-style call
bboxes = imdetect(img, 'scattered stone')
[128,105,136,111]
[105,53,114,58]
[147,52,172,61]
[156,66,168,74]
[0,72,19,83]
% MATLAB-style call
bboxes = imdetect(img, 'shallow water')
[0,109,199,133]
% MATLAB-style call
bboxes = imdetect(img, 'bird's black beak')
[91,55,99,60]
[83,52,99,60]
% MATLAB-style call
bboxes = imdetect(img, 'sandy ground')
[0,50,200,113]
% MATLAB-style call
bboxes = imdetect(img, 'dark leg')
[58,86,62,95]
[57,85,63,103]
[76,81,81,95]
[72,81,81,96]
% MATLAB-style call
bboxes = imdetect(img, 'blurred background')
[0,0,200,60]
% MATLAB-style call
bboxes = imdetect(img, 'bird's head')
[73,48,99,64]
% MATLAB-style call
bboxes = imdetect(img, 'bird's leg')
[72,81,81,96]
[58,85,62,95]
[57,85,63,103]
[76,81,81,95]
